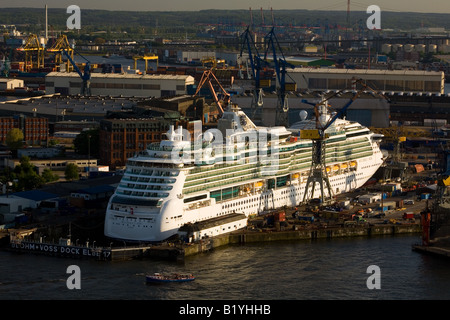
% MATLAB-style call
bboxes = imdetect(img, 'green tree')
[13,156,44,191]
[65,163,79,181]
[6,128,24,154]
[42,168,59,183]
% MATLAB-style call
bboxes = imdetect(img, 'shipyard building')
[285,68,445,94]
[44,72,195,97]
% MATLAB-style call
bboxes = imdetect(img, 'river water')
[1,234,449,302]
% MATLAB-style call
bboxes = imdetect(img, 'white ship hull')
[105,162,380,242]
[104,105,385,242]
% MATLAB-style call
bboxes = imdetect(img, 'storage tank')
[438,44,450,53]
[392,44,403,52]
[381,44,392,54]
[428,44,437,53]
[415,44,426,53]
[404,44,415,52]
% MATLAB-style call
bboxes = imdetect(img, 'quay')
[4,221,421,262]
[412,244,450,259]
[183,222,422,258]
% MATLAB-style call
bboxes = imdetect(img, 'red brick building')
[99,117,172,169]
[0,115,48,146]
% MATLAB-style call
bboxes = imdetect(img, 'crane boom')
[194,69,230,115]
[263,27,296,127]
[239,26,265,121]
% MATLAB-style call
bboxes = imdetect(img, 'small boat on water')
[146,273,195,283]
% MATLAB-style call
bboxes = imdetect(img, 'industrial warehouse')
[44,72,195,97]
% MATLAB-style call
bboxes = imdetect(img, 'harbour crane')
[1,48,14,77]
[61,48,91,96]
[47,34,74,72]
[132,54,159,73]
[300,79,387,205]
[263,27,296,127]
[239,26,265,121]
[194,69,231,120]
[16,34,45,72]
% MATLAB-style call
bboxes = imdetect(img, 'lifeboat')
[291,173,300,179]
[332,165,339,172]
[350,161,357,167]
[341,163,348,169]
[326,167,331,173]
[255,181,263,188]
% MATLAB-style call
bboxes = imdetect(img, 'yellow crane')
[16,34,45,72]
[46,34,75,72]
[201,57,226,69]
[132,54,158,73]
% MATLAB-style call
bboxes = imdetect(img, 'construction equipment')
[239,26,265,121]
[47,34,74,72]
[16,34,45,72]
[263,27,296,127]
[194,69,230,116]
[300,79,386,205]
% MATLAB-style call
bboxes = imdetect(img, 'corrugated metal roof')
[289,68,443,76]
[74,185,115,195]
[11,190,59,201]
[46,72,194,81]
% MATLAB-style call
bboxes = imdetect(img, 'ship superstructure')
[104,104,384,242]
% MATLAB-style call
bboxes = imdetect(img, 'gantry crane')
[263,27,296,127]
[16,34,45,72]
[239,26,264,121]
[300,79,386,204]
[47,34,74,72]
[132,54,158,73]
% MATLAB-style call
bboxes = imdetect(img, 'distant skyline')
[2,0,450,14]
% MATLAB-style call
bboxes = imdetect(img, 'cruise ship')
[104,103,385,242]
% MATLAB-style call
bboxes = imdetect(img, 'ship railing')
[183,173,260,194]
[183,169,260,188]
[185,163,258,182]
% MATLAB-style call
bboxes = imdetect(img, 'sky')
[2,0,450,13]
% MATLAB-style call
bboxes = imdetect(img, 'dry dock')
[182,223,422,258]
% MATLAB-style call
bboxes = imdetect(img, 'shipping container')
[403,212,414,220]
[274,211,286,222]
[285,83,297,91]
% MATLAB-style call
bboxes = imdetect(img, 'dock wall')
[6,224,422,261]
[183,224,421,257]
